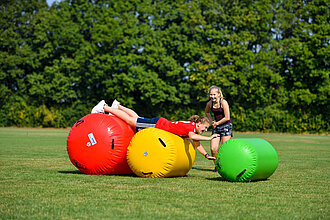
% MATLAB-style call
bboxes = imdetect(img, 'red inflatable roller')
[67,113,135,175]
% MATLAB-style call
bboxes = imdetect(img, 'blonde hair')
[188,115,210,125]
[209,85,223,99]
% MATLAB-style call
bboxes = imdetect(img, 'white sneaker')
[91,100,106,113]
[111,99,120,109]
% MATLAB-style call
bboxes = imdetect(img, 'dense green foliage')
[1,0,329,133]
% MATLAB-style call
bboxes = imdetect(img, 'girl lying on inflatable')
[92,100,218,160]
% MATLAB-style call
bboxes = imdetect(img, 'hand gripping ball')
[127,128,196,178]
[216,138,278,182]
[67,113,135,175]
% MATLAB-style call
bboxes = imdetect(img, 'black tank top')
[211,101,231,124]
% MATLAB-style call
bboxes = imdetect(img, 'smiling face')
[209,88,221,103]
[196,122,210,134]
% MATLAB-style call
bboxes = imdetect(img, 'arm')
[205,101,213,124]
[214,99,231,126]
[194,141,216,160]
[188,132,219,141]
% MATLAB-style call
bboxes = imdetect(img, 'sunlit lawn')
[0,128,329,219]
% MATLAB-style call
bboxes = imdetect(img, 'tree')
[0,0,328,132]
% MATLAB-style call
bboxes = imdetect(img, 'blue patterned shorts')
[136,117,160,132]
[212,123,233,137]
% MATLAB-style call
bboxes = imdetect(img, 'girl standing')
[205,86,233,169]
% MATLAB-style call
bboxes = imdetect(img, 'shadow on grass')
[58,170,269,182]
[192,167,271,183]
[192,166,227,181]
[58,170,137,177]
[191,167,214,172]
[206,176,227,181]
[58,170,84,174]
[207,176,271,183]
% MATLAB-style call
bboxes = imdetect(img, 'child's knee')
[128,117,138,127]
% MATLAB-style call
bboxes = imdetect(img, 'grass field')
[0,128,329,219]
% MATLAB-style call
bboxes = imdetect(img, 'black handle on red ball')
[75,161,85,169]
[75,120,84,127]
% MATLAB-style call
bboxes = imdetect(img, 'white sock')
[111,99,120,109]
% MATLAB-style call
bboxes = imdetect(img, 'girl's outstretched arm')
[193,141,216,160]
[188,132,219,141]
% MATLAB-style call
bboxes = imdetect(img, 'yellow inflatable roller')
[127,128,196,178]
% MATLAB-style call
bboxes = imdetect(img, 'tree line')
[0,0,329,133]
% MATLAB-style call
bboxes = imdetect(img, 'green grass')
[0,128,329,219]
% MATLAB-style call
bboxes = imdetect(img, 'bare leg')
[221,136,231,144]
[104,106,138,127]
[214,136,231,164]
[210,137,221,165]
[118,105,139,118]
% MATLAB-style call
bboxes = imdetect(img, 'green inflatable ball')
[216,138,278,182]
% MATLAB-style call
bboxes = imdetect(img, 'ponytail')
[188,115,199,123]
[188,115,210,125]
